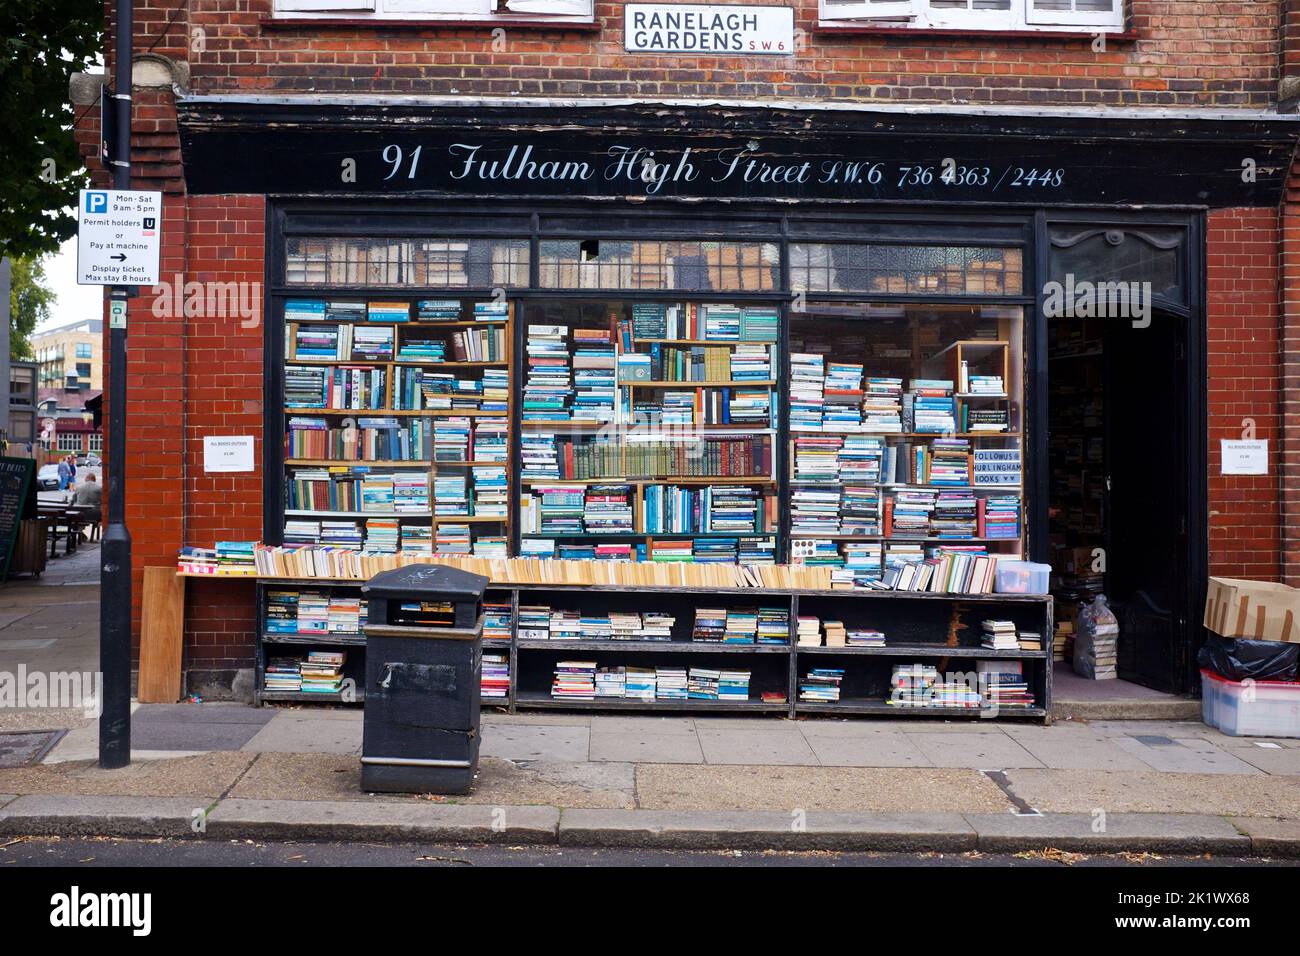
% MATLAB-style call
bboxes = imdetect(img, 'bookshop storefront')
[174,97,1297,706]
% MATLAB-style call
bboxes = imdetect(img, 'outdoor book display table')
[250,576,1052,719]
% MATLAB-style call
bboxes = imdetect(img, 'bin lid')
[361,564,490,601]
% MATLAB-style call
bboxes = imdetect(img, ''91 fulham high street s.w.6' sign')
[624,4,795,55]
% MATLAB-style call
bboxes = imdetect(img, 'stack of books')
[863,377,904,432]
[739,306,779,341]
[823,362,864,431]
[551,661,597,700]
[367,301,409,323]
[472,466,508,518]
[692,607,727,642]
[299,651,345,694]
[981,620,1020,650]
[595,666,627,698]
[982,494,1021,538]
[655,667,689,700]
[518,605,551,640]
[907,379,956,433]
[723,608,759,644]
[265,657,303,693]
[1017,631,1043,652]
[730,343,773,383]
[822,620,847,648]
[757,607,790,644]
[790,353,826,430]
[688,667,721,700]
[415,299,462,322]
[524,325,572,420]
[352,325,395,361]
[483,601,513,641]
[481,653,510,699]
[266,591,299,634]
[718,670,752,701]
[889,663,939,707]
[847,628,886,647]
[799,668,845,702]
[625,667,657,701]
[473,301,509,322]
[796,615,821,647]
[978,660,1034,709]
[572,329,617,422]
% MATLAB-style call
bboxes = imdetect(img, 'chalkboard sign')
[0,457,36,581]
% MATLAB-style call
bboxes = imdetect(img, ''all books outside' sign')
[624,3,795,55]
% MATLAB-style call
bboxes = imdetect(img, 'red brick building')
[73,0,1300,700]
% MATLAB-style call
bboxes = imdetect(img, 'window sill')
[260,15,600,32]
[814,23,1137,42]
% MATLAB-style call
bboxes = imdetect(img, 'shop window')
[789,243,1023,296]
[284,237,530,288]
[819,0,1123,31]
[88,433,103,453]
[538,240,780,292]
[273,0,594,20]
[57,433,82,453]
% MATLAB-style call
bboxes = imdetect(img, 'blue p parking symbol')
[85,191,108,213]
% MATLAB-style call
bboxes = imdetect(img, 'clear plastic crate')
[1200,668,1300,738]
[994,561,1051,595]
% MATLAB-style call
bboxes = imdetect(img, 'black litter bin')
[360,564,489,794]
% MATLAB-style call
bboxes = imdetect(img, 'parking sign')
[77,189,162,286]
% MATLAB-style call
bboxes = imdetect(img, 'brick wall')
[105,1,1282,108]
[1281,167,1300,586]
[1206,206,1284,582]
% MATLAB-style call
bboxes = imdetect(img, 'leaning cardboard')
[1204,577,1300,645]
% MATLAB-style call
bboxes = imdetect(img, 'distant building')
[7,361,37,449]
[32,319,102,392]
[37,387,102,457]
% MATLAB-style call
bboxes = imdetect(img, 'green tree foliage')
[0,0,105,260]
[9,256,55,360]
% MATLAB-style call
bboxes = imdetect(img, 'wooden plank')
[137,566,186,703]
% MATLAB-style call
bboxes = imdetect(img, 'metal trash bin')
[360,564,489,794]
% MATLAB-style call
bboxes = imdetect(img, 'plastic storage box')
[1200,668,1300,738]
[994,561,1051,595]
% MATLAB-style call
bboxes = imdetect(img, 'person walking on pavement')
[56,456,72,492]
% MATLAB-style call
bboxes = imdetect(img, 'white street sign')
[624,4,795,55]
[76,189,162,286]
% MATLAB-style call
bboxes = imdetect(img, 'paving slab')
[1213,745,1300,775]
[794,718,999,734]
[558,808,976,851]
[999,729,1150,771]
[205,798,559,843]
[1003,769,1300,818]
[135,703,274,725]
[697,727,818,765]
[801,730,933,768]
[1111,736,1262,775]
[240,715,362,755]
[481,723,590,762]
[906,731,1045,769]
[635,764,1011,812]
[590,715,697,735]
[1085,720,1231,742]
[0,710,89,734]
[588,731,703,764]
[227,753,636,809]
[0,751,256,799]
[1227,817,1300,858]
[260,705,361,722]
[133,707,273,752]
[965,812,1250,854]
[0,794,15,810]
[483,712,592,727]
[0,794,212,838]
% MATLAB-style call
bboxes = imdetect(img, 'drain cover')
[0,730,65,767]
[1134,734,1176,747]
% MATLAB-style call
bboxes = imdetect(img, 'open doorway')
[1048,311,1192,695]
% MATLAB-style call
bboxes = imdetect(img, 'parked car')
[37,464,62,491]
[76,455,102,468]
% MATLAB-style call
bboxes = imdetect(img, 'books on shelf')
[265,657,303,692]
[823,620,847,648]
[656,666,688,700]
[796,615,821,647]
[847,628,886,647]
[981,619,1020,650]
[978,659,1033,709]
[799,668,845,702]
[552,660,597,700]
[299,650,346,694]
[482,653,510,698]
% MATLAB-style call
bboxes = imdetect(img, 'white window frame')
[272,0,594,20]
[818,0,1123,31]
[57,433,82,453]
[88,433,103,453]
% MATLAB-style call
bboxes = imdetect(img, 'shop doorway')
[1047,308,1193,695]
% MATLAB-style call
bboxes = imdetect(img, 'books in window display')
[472,466,508,518]
[415,299,462,322]
[906,380,957,434]
[433,524,472,555]
[730,343,773,381]
[562,434,773,481]
[351,325,396,361]
[367,301,409,323]
[324,301,366,323]
[979,660,1034,709]
[524,325,573,419]
[789,353,825,431]
[285,299,326,323]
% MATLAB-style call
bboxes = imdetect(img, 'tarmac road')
[0,836,1291,867]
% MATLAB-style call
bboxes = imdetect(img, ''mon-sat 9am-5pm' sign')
[624,3,795,54]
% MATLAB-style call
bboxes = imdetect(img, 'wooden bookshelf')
[249,579,1052,718]
[281,297,514,558]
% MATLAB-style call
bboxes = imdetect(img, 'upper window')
[273,0,593,20]
[75,343,93,359]
[820,0,1124,31]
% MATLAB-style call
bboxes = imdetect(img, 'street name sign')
[77,189,162,286]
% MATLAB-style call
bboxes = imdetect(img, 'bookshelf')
[786,304,1024,590]
[281,297,514,559]
[517,299,781,565]
[251,579,1051,717]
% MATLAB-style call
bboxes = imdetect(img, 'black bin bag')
[1198,633,1299,683]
